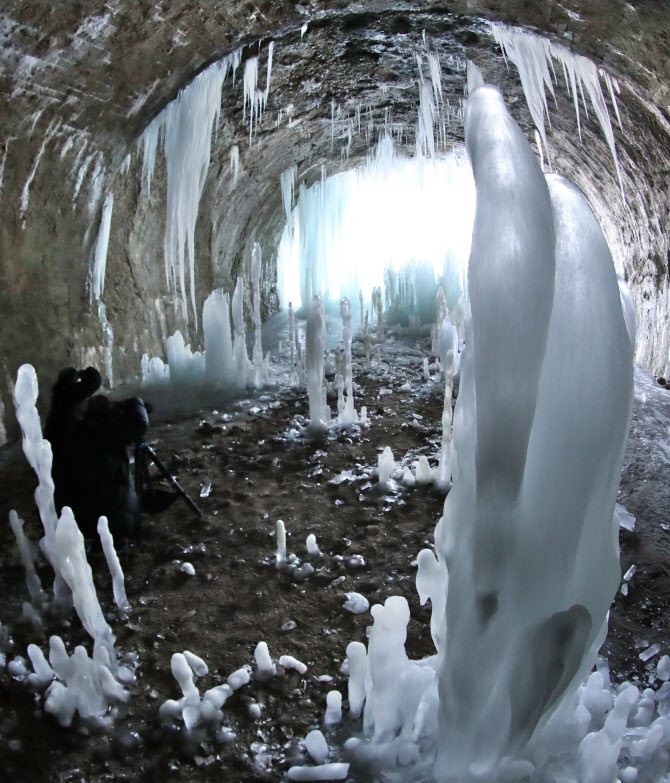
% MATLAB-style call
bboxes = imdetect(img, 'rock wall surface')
[0,1,668,438]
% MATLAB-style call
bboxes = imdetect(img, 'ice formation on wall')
[90,190,116,391]
[139,48,243,324]
[414,34,462,159]
[491,23,625,198]
[243,43,275,143]
[97,302,114,389]
[280,165,297,226]
[141,273,265,393]
[618,273,637,350]
[338,82,636,780]
[19,117,60,227]
[229,144,240,185]
[90,192,114,304]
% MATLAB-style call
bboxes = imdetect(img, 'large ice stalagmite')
[339,297,357,426]
[232,276,251,388]
[203,288,236,388]
[55,507,117,670]
[521,173,634,721]
[434,85,633,778]
[14,365,71,609]
[251,242,264,388]
[306,295,327,430]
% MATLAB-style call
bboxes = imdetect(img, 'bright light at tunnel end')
[278,137,476,311]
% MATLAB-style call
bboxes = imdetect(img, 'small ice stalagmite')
[183,650,208,677]
[346,641,367,718]
[251,242,264,388]
[373,287,384,340]
[335,372,345,420]
[438,312,459,375]
[306,533,321,556]
[363,596,433,740]
[254,641,276,680]
[414,455,434,485]
[324,690,343,725]
[9,510,46,608]
[279,655,307,674]
[377,447,396,488]
[306,295,327,430]
[170,652,201,730]
[27,643,54,689]
[97,516,130,614]
[432,286,448,354]
[305,729,329,764]
[436,349,456,490]
[276,519,287,565]
[42,635,128,727]
[416,546,448,652]
[339,297,358,426]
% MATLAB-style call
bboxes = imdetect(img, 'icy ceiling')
[0,0,668,436]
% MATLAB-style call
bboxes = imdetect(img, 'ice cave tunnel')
[1,2,670,782]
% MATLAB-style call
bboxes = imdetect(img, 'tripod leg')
[142,444,203,518]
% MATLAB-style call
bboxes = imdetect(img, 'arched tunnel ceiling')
[0,0,669,437]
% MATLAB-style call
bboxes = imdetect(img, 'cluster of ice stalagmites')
[159,642,308,745]
[302,293,371,434]
[324,83,670,783]
[10,365,134,729]
[141,246,269,393]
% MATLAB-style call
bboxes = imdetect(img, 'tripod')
[134,442,203,518]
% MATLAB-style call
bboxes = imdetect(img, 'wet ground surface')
[0,327,669,783]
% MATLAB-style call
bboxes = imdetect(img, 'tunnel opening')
[276,135,475,323]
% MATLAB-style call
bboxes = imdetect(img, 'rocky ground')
[0,326,669,783]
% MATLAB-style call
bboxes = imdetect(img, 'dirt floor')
[0,328,669,783]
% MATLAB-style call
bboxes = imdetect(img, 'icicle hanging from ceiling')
[138,42,274,327]
[490,23,625,199]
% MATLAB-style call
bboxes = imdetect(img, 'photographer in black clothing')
[45,367,150,539]
[45,366,103,517]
